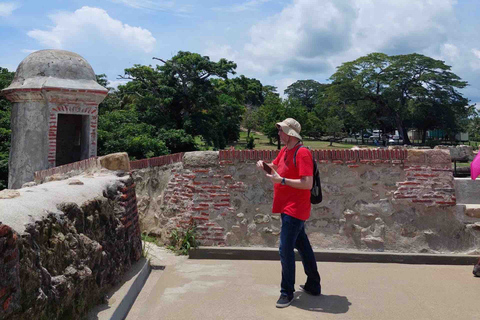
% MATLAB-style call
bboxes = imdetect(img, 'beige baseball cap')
[276,118,302,140]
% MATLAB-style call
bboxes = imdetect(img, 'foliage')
[97,108,169,159]
[246,135,255,149]
[167,225,198,255]
[157,128,197,154]
[119,51,239,149]
[284,80,328,111]
[0,67,14,190]
[258,90,285,146]
[328,52,469,144]
[323,116,344,146]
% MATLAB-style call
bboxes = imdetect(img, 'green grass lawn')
[194,131,372,150]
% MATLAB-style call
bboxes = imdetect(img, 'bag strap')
[293,145,303,167]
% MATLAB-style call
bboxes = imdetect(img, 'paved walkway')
[123,245,479,320]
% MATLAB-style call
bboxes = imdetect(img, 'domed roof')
[2,49,107,93]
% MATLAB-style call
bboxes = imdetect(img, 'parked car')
[389,135,403,143]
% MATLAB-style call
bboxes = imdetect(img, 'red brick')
[436,201,456,205]
[193,217,209,221]
[413,174,438,177]
[214,203,230,207]
[198,203,210,207]
[183,174,196,179]
[220,213,227,216]
[3,295,12,311]
[348,165,360,168]
[0,224,11,237]
[412,199,433,203]
[224,175,233,179]
[212,227,225,231]
[399,182,421,185]
[333,160,343,165]
[206,223,216,226]
[346,160,356,164]
[193,169,210,173]
[192,207,204,211]
[202,186,222,189]
[201,212,210,216]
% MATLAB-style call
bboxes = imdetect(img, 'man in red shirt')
[257,118,321,308]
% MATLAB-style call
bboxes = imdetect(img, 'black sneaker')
[299,285,321,296]
[276,294,294,308]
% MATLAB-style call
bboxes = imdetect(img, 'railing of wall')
[129,152,185,170]
[219,148,408,162]
[34,157,99,182]
[33,148,409,182]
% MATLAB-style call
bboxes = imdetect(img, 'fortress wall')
[133,148,480,254]
[0,169,141,319]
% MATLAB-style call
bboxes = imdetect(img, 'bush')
[157,128,197,153]
[246,135,255,149]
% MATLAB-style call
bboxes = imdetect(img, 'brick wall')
[0,224,20,318]
[118,178,142,261]
[1,167,142,319]
[133,148,480,253]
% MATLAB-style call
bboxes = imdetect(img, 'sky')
[1,0,480,106]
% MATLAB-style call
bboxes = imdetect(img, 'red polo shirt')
[272,145,313,221]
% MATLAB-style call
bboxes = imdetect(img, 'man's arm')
[256,160,278,172]
[269,175,313,190]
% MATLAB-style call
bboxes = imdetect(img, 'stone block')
[405,149,427,164]
[183,151,219,167]
[99,152,130,171]
[425,149,451,165]
[0,190,20,199]
[465,205,480,218]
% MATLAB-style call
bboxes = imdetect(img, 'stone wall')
[0,170,141,320]
[133,148,480,254]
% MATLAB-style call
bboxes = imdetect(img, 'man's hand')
[266,167,282,184]
[256,160,265,171]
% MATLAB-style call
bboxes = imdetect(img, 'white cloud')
[441,43,459,60]
[212,0,270,12]
[239,0,458,76]
[27,6,156,53]
[110,0,174,10]
[0,2,19,17]
[472,49,480,60]
[107,79,130,89]
[21,49,38,54]
[273,77,296,97]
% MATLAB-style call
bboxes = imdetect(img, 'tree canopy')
[0,67,14,190]
[328,53,470,144]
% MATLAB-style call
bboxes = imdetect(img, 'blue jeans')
[279,213,321,296]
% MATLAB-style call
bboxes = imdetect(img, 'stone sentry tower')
[1,49,108,189]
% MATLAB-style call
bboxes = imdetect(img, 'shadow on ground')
[292,292,351,314]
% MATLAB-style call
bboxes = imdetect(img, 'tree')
[329,53,469,145]
[323,116,344,146]
[284,80,327,111]
[0,67,14,190]
[119,51,238,149]
[258,91,285,148]
[97,108,169,159]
